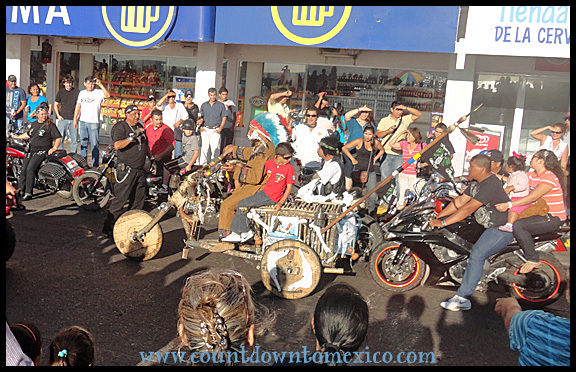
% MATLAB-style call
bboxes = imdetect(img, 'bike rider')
[10,105,62,200]
[429,153,511,311]
[102,105,151,237]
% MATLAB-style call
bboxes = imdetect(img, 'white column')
[242,62,263,127]
[444,54,476,176]
[195,43,224,105]
[5,35,31,90]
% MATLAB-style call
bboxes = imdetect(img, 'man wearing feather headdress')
[211,113,289,252]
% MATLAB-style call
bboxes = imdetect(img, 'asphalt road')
[6,191,570,366]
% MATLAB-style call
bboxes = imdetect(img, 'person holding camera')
[102,105,151,237]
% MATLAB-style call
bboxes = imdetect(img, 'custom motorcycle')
[72,145,174,210]
[6,132,88,199]
[370,178,568,306]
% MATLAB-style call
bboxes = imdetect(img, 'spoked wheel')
[113,210,163,261]
[509,252,566,307]
[369,242,428,292]
[260,239,322,299]
[73,171,111,210]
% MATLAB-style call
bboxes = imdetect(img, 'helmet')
[181,119,196,131]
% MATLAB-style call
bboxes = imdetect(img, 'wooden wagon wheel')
[260,239,322,299]
[113,210,163,261]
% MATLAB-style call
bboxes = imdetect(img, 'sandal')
[520,261,542,274]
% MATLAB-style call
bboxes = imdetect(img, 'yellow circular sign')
[101,6,176,49]
[271,6,352,46]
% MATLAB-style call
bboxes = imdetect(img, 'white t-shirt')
[292,124,329,168]
[77,89,105,123]
[157,101,189,130]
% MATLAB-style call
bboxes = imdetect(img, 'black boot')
[102,212,116,238]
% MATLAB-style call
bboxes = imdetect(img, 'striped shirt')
[527,170,566,220]
[509,310,570,366]
[400,141,425,176]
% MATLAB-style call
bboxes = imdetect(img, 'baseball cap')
[564,111,570,120]
[484,149,504,163]
[147,94,156,101]
[125,105,139,114]
[184,90,194,97]
[7,75,17,82]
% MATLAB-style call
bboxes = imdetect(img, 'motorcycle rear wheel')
[509,252,566,307]
[369,242,428,292]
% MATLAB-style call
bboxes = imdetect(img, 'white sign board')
[456,6,570,58]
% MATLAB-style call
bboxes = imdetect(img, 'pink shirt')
[400,141,425,176]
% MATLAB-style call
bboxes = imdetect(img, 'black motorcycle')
[369,180,568,306]
[6,132,88,200]
[72,145,172,210]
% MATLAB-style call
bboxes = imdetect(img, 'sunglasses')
[550,130,563,135]
[282,155,293,160]
[305,114,317,117]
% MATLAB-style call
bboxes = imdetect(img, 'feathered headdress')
[249,112,289,146]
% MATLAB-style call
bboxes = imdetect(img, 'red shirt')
[146,124,174,158]
[263,159,296,203]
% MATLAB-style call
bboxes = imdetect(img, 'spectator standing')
[141,94,157,129]
[73,75,110,167]
[145,109,175,189]
[341,105,375,188]
[267,88,293,129]
[530,122,569,172]
[389,128,426,211]
[198,87,228,164]
[6,74,27,134]
[342,125,384,213]
[54,74,80,152]
[25,83,50,124]
[156,89,188,158]
[292,107,330,174]
[377,101,422,187]
[219,87,237,149]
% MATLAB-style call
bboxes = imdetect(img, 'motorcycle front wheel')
[73,171,111,210]
[369,242,428,292]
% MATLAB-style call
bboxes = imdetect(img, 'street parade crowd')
[6,72,570,366]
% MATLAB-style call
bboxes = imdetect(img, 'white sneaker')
[440,295,471,311]
[240,230,254,243]
[221,232,241,243]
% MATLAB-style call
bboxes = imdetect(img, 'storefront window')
[30,51,47,95]
[520,77,570,157]
[256,63,447,124]
[93,54,196,135]
[471,74,569,159]
[59,53,80,89]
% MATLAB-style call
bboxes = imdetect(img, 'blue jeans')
[57,119,78,153]
[362,171,378,213]
[230,190,275,234]
[456,227,514,299]
[380,153,403,184]
[6,116,23,134]
[79,121,100,167]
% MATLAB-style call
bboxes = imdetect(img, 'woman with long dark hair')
[312,284,369,366]
[496,149,567,273]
